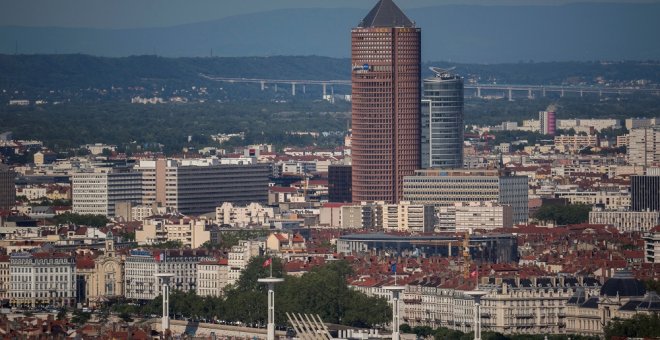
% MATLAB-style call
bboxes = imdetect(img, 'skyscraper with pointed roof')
[351,0,421,204]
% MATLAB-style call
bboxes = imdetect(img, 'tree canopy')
[51,212,109,228]
[533,203,591,225]
[604,314,660,339]
[125,257,391,329]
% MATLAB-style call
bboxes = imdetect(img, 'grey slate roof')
[600,270,646,297]
[359,0,415,28]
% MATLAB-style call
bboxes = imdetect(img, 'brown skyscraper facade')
[351,0,421,203]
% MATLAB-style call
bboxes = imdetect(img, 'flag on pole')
[391,263,397,273]
[262,258,272,268]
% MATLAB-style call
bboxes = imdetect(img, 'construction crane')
[463,231,472,279]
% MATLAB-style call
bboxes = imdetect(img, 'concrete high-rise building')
[0,164,16,210]
[403,169,529,224]
[351,0,421,203]
[72,167,143,216]
[164,159,270,216]
[135,159,167,206]
[626,117,657,130]
[631,175,660,212]
[421,67,464,169]
[627,126,660,167]
[328,165,352,203]
[540,110,556,136]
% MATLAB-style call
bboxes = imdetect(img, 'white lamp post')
[258,277,284,340]
[155,273,175,332]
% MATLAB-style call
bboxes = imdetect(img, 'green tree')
[56,308,67,320]
[71,310,91,325]
[533,203,591,225]
[413,325,434,338]
[645,279,660,294]
[400,323,412,334]
[52,212,109,227]
[604,314,660,339]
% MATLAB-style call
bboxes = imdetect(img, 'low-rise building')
[553,135,599,150]
[9,252,76,307]
[136,215,216,248]
[215,202,274,227]
[565,270,659,337]
[554,190,630,210]
[402,276,601,335]
[0,255,9,301]
[643,226,660,263]
[381,201,435,233]
[438,201,513,232]
[124,249,210,300]
[228,240,264,286]
[267,233,306,254]
[196,259,229,297]
[588,209,660,232]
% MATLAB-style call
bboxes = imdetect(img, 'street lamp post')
[383,285,406,340]
[465,290,487,340]
[155,273,175,333]
[258,277,284,340]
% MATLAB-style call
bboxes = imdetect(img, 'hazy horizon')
[1,0,658,29]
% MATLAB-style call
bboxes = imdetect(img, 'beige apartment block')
[196,259,229,297]
[136,216,215,248]
[401,276,601,335]
[588,209,660,232]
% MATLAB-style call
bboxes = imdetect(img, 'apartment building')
[381,201,435,233]
[588,209,660,232]
[643,226,660,263]
[627,126,660,166]
[340,203,381,229]
[438,201,513,232]
[553,190,630,210]
[401,276,601,335]
[72,167,142,216]
[196,259,229,297]
[553,135,599,150]
[9,252,76,307]
[0,255,9,301]
[227,240,264,286]
[403,169,529,224]
[136,215,216,249]
[215,202,274,227]
[124,249,210,300]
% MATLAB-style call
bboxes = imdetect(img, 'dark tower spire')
[359,0,415,28]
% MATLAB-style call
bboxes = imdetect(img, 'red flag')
[470,270,478,278]
[262,258,272,268]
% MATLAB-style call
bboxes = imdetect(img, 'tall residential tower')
[351,0,421,203]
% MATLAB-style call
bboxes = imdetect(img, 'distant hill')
[1,55,659,93]
[0,3,659,63]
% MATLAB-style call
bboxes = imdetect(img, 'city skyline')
[0,0,658,337]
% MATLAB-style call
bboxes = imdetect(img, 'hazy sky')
[1,0,658,29]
